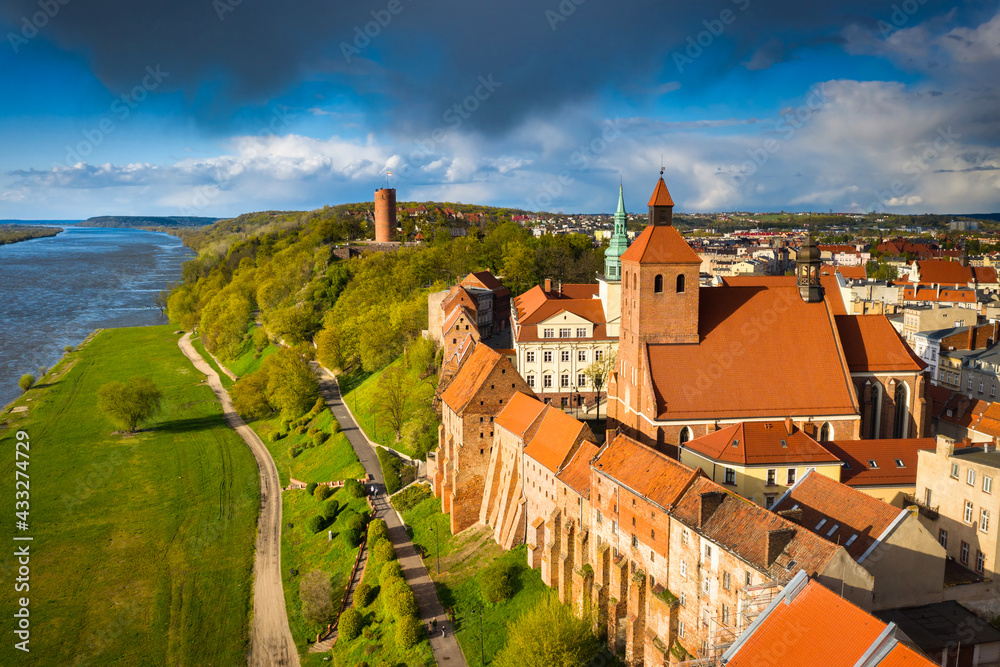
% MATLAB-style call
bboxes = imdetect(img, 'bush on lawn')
[338,608,363,641]
[372,538,396,564]
[343,478,364,498]
[312,431,326,447]
[353,582,374,608]
[379,561,403,587]
[288,445,302,459]
[395,614,422,649]
[342,525,363,549]
[376,447,403,494]
[314,485,333,501]
[346,513,366,534]
[384,578,417,618]
[306,482,318,496]
[322,499,340,521]
[478,560,515,604]
[367,518,389,544]
[307,515,326,534]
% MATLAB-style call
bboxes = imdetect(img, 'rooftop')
[619,223,701,264]
[822,438,935,487]
[493,391,546,438]
[874,601,1000,653]
[951,444,1000,469]
[835,315,926,373]
[523,404,593,473]
[682,421,840,466]
[591,434,702,511]
[439,344,505,413]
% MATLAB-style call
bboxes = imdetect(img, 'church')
[605,177,928,456]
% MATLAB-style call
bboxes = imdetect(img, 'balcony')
[903,493,939,521]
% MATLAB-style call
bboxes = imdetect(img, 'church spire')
[604,183,631,281]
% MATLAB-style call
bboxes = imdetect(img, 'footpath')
[313,364,468,667]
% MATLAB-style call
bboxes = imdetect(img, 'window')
[787,469,796,485]
[679,592,686,607]
[577,350,587,362]
[654,274,663,293]
[985,476,993,494]
[678,621,685,638]
[976,551,985,573]
[951,463,960,479]
[594,349,603,361]
[705,544,712,560]
[560,397,569,408]
[745,570,752,586]
[968,469,977,486]
[527,375,535,388]
[703,577,710,595]
[869,460,879,469]
[968,377,973,390]
[612,520,617,534]
[596,510,602,524]
[631,534,638,548]
[560,374,570,388]
[651,529,655,540]
[765,495,776,509]
[576,328,587,338]
[575,374,585,388]
[676,274,685,293]
[543,328,554,338]
[992,385,996,398]
[895,459,905,468]
[543,375,552,388]
[560,350,570,362]
[723,571,731,590]
[819,422,831,441]
[543,351,553,363]
[681,529,689,545]
[724,468,736,485]
[925,488,932,506]
[938,528,948,548]
[722,605,730,626]
[559,328,571,338]
[680,560,687,578]
[961,541,970,564]
[965,501,974,524]
[981,381,985,393]
[981,509,990,533]
[679,427,692,446]
[766,469,776,486]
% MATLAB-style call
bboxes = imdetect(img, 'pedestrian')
[441,623,446,638]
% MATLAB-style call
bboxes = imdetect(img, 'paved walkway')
[179,333,299,667]
[315,365,468,667]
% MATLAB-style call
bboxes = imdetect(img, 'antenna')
[660,154,664,176]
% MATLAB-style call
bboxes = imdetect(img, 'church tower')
[604,184,630,281]
[796,234,823,303]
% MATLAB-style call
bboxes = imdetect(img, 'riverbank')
[0,325,259,665]
[0,224,62,245]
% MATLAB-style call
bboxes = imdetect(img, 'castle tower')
[796,234,823,303]
[604,184,630,281]
[374,188,396,243]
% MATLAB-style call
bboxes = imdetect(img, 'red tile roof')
[937,394,989,430]
[901,286,977,303]
[913,259,974,286]
[619,224,701,264]
[523,405,592,473]
[818,244,859,254]
[647,285,858,420]
[443,305,476,334]
[557,441,600,499]
[494,391,546,438]
[647,177,675,207]
[440,344,504,413]
[771,470,903,560]
[513,284,600,320]
[726,577,936,667]
[974,266,998,283]
[442,286,477,315]
[836,265,868,280]
[520,299,608,326]
[513,285,549,320]
[673,476,840,578]
[835,315,926,373]
[718,275,847,314]
[463,271,510,295]
[591,434,702,510]
[821,438,934,488]
[683,421,840,466]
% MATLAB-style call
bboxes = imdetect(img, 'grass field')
[0,325,260,665]
[226,339,278,377]
[190,334,234,389]
[339,355,438,458]
[254,409,366,488]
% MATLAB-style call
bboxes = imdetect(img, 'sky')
[0,0,998,218]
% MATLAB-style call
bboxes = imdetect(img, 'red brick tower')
[374,188,396,242]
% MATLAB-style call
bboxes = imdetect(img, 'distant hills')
[80,216,220,228]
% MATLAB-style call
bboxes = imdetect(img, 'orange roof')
[837,265,868,280]
[462,271,509,295]
[822,438,934,488]
[683,421,840,466]
[557,284,599,299]
[772,470,903,560]
[494,391,546,438]
[647,177,674,206]
[443,304,476,333]
[442,286,477,315]
[719,275,847,314]
[914,259,974,286]
[647,286,857,420]
[619,224,701,264]
[523,405,592,473]
[440,344,504,413]
[591,434,702,510]
[513,283,599,320]
[937,394,989,430]
[901,286,977,303]
[725,576,935,667]
[818,244,858,254]
[556,441,600,499]
[520,299,607,326]
[673,476,840,577]
[974,266,998,283]
[835,315,926,373]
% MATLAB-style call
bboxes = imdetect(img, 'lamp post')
[474,603,485,664]
[430,520,440,574]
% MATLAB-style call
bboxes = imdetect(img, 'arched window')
[819,422,832,441]
[676,274,685,293]
[868,383,882,439]
[893,381,909,439]
[654,275,663,293]
[678,426,692,447]
[624,272,629,289]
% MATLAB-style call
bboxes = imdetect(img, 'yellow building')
[679,420,843,509]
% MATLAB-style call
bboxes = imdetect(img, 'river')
[0,226,195,409]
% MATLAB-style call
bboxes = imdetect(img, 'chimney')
[699,491,726,527]
[936,435,955,457]
[544,278,552,293]
[767,528,796,567]
[783,417,793,435]
[777,507,803,523]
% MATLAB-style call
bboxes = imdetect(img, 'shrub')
[278,418,291,434]
[307,427,319,437]
[391,484,432,513]
[64,345,73,353]
[337,608,363,641]
[367,518,389,544]
[312,431,326,447]
[322,499,340,521]
[384,579,417,618]
[299,570,335,625]
[346,513,366,534]
[493,598,600,667]
[376,447,403,494]
[344,478,364,498]
[478,560,515,604]
[295,425,307,435]
[379,561,403,587]
[315,485,334,501]
[289,446,303,458]
[395,614,421,649]
[307,515,326,534]
[306,482,318,497]
[268,431,284,443]
[330,417,341,435]
[231,370,272,420]
[353,582,373,608]
[18,374,35,393]
[342,526,363,548]
[372,539,396,564]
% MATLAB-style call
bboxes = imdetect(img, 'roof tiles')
[835,315,926,373]
[821,438,934,487]
[494,391,546,438]
[523,405,592,473]
[683,421,840,466]
[439,344,504,413]
[619,224,701,264]
[592,434,702,510]
[647,177,675,206]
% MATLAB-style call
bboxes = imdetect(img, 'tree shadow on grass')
[157,415,226,434]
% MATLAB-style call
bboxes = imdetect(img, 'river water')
[0,226,195,409]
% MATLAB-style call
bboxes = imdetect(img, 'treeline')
[167,206,605,376]
[0,225,62,245]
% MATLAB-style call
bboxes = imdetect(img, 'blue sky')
[0,0,998,218]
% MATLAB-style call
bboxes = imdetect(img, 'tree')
[154,289,169,316]
[478,561,514,604]
[299,570,335,626]
[18,374,35,393]
[376,364,410,440]
[584,350,617,423]
[96,376,163,432]
[263,348,319,418]
[493,598,600,667]
[231,369,272,420]
[338,608,363,641]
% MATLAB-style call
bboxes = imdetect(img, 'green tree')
[263,348,319,418]
[231,369,272,420]
[299,569,335,625]
[501,240,538,295]
[96,376,163,432]
[584,350,617,423]
[376,364,410,440]
[493,598,600,667]
[337,608,363,641]
[18,374,35,393]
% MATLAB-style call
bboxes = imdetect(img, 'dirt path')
[178,333,299,667]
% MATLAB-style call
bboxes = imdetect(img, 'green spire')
[605,183,631,281]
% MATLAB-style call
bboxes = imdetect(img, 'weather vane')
[660,154,664,176]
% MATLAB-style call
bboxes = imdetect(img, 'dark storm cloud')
[1,0,957,134]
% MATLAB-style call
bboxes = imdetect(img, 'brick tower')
[374,188,396,243]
